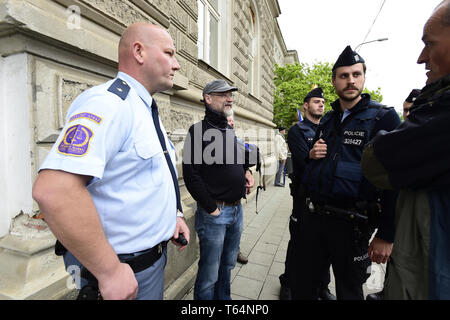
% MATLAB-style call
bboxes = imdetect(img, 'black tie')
[151,99,183,213]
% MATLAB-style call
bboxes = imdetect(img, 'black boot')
[279,285,292,300]
[366,289,384,300]
[318,288,336,300]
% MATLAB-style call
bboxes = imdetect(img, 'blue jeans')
[194,203,243,300]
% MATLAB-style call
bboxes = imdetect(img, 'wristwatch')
[177,210,184,218]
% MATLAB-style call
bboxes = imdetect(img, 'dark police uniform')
[290,47,400,300]
[280,88,333,300]
[280,118,320,289]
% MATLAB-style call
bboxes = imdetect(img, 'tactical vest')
[297,121,316,149]
[302,101,386,205]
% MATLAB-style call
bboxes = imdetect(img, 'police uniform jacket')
[362,75,450,299]
[302,93,401,242]
[287,118,318,179]
[40,72,178,254]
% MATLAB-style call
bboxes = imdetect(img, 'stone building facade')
[0,0,297,299]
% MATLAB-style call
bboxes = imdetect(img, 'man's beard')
[223,106,233,117]
[308,112,322,120]
[338,86,363,102]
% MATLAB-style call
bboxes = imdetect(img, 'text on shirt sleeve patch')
[58,124,93,156]
[69,112,102,124]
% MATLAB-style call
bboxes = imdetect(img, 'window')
[249,4,260,97]
[197,0,221,70]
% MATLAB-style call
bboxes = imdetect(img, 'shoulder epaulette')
[107,78,130,100]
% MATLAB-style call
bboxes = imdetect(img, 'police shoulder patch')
[69,112,102,124]
[58,124,93,157]
[107,78,130,100]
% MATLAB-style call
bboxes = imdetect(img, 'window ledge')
[198,59,233,84]
[248,92,262,104]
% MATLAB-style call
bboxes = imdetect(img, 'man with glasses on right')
[362,0,450,299]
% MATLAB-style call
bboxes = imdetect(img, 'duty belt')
[307,200,368,223]
[77,241,168,300]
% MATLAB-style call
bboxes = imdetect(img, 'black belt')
[307,200,368,223]
[216,200,241,207]
[118,241,168,273]
[77,241,167,300]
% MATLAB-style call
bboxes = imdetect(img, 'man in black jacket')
[362,0,450,299]
[182,79,254,300]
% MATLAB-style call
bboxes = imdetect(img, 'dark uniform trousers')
[281,181,331,295]
[290,209,372,300]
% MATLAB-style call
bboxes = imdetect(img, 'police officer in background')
[291,46,401,300]
[279,87,335,300]
[32,23,189,300]
[402,88,421,119]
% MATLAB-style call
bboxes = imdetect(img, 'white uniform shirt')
[40,72,177,254]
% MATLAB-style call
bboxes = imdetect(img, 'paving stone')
[238,262,270,281]
[231,276,264,300]
[248,251,274,267]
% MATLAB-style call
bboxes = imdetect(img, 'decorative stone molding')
[33,57,109,143]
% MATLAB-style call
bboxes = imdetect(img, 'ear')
[303,102,308,111]
[204,94,212,105]
[132,41,145,65]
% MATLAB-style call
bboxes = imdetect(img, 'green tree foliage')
[273,62,383,127]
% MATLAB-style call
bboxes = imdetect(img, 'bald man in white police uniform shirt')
[32,23,189,300]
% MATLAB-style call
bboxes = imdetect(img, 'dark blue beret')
[332,45,365,71]
[304,87,324,102]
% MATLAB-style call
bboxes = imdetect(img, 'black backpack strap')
[255,153,266,214]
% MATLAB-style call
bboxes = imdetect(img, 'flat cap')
[203,79,238,96]
[304,87,324,102]
[333,45,365,71]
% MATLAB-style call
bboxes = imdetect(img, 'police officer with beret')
[279,87,335,300]
[32,23,189,300]
[402,88,421,119]
[290,46,401,300]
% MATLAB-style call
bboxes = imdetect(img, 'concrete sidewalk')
[182,181,385,300]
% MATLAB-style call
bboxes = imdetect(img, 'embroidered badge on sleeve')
[69,112,102,124]
[58,124,93,156]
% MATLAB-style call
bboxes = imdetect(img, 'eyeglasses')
[209,92,234,98]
